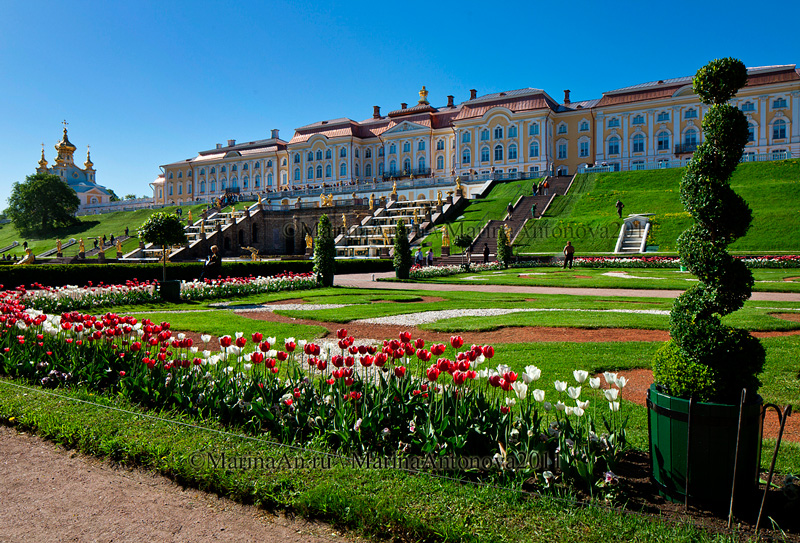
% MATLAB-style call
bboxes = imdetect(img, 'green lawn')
[411,266,800,293]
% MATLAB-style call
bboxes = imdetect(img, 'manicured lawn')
[410,266,800,293]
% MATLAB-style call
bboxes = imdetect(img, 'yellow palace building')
[154,64,799,205]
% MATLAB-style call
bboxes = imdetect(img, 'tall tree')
[313,214,336,287]
[6,173,80,235]
[393,220,412,279]
[137,212,188,282]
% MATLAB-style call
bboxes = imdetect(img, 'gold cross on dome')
[62,120,68,129]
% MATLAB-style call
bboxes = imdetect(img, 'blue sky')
[1,0,797,204]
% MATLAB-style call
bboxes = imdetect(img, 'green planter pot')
[159,280,182,302]
[647,384,762,510]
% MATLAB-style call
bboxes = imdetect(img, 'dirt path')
[0,426,352,543]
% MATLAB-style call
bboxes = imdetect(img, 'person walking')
[506,203,514,221]
[483,243,490,264]
[616,199,624,218]
[415,248,423,266]
[542,179,550,195]
[531,202,537,218]
[200,245,221,281]
[562,241,575,269]
[426,249,433,267]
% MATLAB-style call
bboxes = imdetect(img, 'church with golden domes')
[36,122,113,209]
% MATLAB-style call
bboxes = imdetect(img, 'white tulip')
[533,389,546,402]
[573,370,588,383]
[589,377,601,389]
[554,380,567,392]
[604,388,619,401]
[609,401,620,412]
[512,381,528,400]
[567,386,581,400]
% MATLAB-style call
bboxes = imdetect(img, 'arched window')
[316,165,323,178]
[389,160,397,174]
[365,148,372,159]
[481,146,490,162]
[221,180,227,191]
[608,136,620,155]
[340,147,346,158]
[747,123,755,142]
[200,180,206,193]
[608,118,620,128]
[231,177,238,188]
[403,158,411,172]
[436,140,444,150]
[773,119,787,139]
[221,166,226,173]
[529,141,539,158]
[508,144,517,160]
[378,146,384,157]
[741,101,755,112]
[418,156,426,170]
[436,155,444,170]
[403,141,410,153]
[177,184,182,195]
[529,123,539,136]
[389,143,396,154]
[200,168,206,175]
[355,148,359,158]
[255,175,261,188]
[254,162,260,169]
[509,125,517,138]
[307,151,313,161]
[242,163,248,171]
[187,182,192,194]
[378,162,384,175]
[267,173,273,186]
[632,134,645,153]
[558,123,567,134]
[325,149,332,159]
[354,163,359,177]
[168,172,174,179]
[211,180,216,192]
[210,167,216,174]
[461,131,471,143]
[294,168,301,181]
[168,184,173,195]
[177,171,183,178]
[294,153,300,164]
[316,150,322,160]
[461,148,471,164]
[267,160,272,168]
[242,177,248,189]
[418,140,425,151]
[657,131,670,151]
[579,121,589,131]
[231,164,237,172]
[494,144,503,161]
[325,164,331,177]
[481,129,490,141]
[494,126,503,139]
[365,162,372,177]
[684,108,698,119]
[684,128,697,146]
[307,166,313,179]
[340,162,347,176]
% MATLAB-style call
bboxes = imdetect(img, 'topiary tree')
[393,220,412,279]
[653,58,764,403]
[497,226,512,269]
[138,212,188,282]
[313,214,336,287]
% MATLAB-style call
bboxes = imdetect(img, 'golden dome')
[55,127,76,153]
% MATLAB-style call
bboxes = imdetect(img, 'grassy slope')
[425,159,800,255]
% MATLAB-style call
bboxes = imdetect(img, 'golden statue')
[413,208,419,221]
[116,239,122,253]
[16,248,34,266]
[418,85,429,105]
[245,246,260,261]
[455,176,462,191]
[79,238,85,253]
[369,193,375,210]
[258,194,263,206]
[187,209,193,224]
[391,180,397,195]
[381,227,391,245]
[437,191,443,206]
[56,239,62,253]
[342,214,347,230]
[305,233,313,249]
[440,226,450,248]
[505,224,512,244]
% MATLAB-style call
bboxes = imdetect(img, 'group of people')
[532,179,550,196]
[414,247,434,267]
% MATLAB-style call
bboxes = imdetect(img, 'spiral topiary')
[653,58,765,403]
[313,214,336,287]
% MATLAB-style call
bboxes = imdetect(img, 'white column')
[672,107,681,153]
[760,96,768,146]
[595,115,604,159]
[622,114,630,161]
[791,91,800,143]
[647,110,654,159]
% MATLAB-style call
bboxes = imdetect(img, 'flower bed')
[409,262,502,279]
[0,299,630,497]
[15,272,319,312]
[510,255,800,269]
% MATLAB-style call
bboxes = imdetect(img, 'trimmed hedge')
[0,259,394,288]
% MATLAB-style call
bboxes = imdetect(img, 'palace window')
[221,166,226,172]
[200,168,206,175]
[316,165,323,178]
[481,129,490,141]
[557,142,567,159]
[436,140,444,150]
[355,163,359,176]
[211,181,216,192]
[657,131,670,151]
[608,118,620,128]
[308,166,313,179]
[403,158,411,172]
[340,162,347,176]
[378,162,384,175]
[418,140,425,151]
[365,148,372,158]
[255,175,260,188]
[242,177,247,189]
[294,154,300,164]
[316,150,322,160]
[608,136,620,155]
[557,123,567,134]
[461,148,471,164]
[325,164,331,177]
[579,121,589,132]
[340,147,347,158]
[168,172,173,179]
[508,144,517,160]
[773,98,787,109]
[389,143,397,154]
[294,168,300,181]
[267,173,273,186]
[355,148,359,158]
[389,160,397,174]
[773,119,787,139]
[436,155,444,169]
[378,146,384,157]
[267,160,272,168]
[529,141,539,158]
[632,133,645,153]
[210,167,216,174]
[177,171,183,178]
[579,140,589,157]
[254,162,260,169]
[242,163,248,170]
[325,149,332,159]
[231,165,237,171]
[365,163,372,176]
[418,156,426,170]
[494,144,503,161]
[632,115,644,125]
[657,111,670,122]
[403,141,410,153]
[529,123,539,136]
[747,123,755,143]
[481,146,490,162]
[200,181,206,193]
[494,126,503,139]
[461,131,471,143]
[508,125,517,138]
[684,108,698,119]
[684,128,698,146]
[307,152,313,161]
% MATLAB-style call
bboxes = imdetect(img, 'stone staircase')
[614,215,651,254]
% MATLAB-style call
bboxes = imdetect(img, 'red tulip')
[483,345,495,358]
[345,356,355,367]
[285,341,296,352]
[500,405,510,414]
[276,351,288,361]
[251,351,264,364]
[252,332,263,343]
[450,336,464,349]
[219,335,232,348]
[336,328,348,339]
[130,341,141,352]
[360,355,374,367]
[259,341,271,352]
[414,338,425,349]
[430,343,446,356]
[374,352,388,367]
[399,331,412,342]
[344,377,354,386]
[394,366,407,378]
[426,367,440,381]
[453,371,467,385]
[332,355,344,368]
